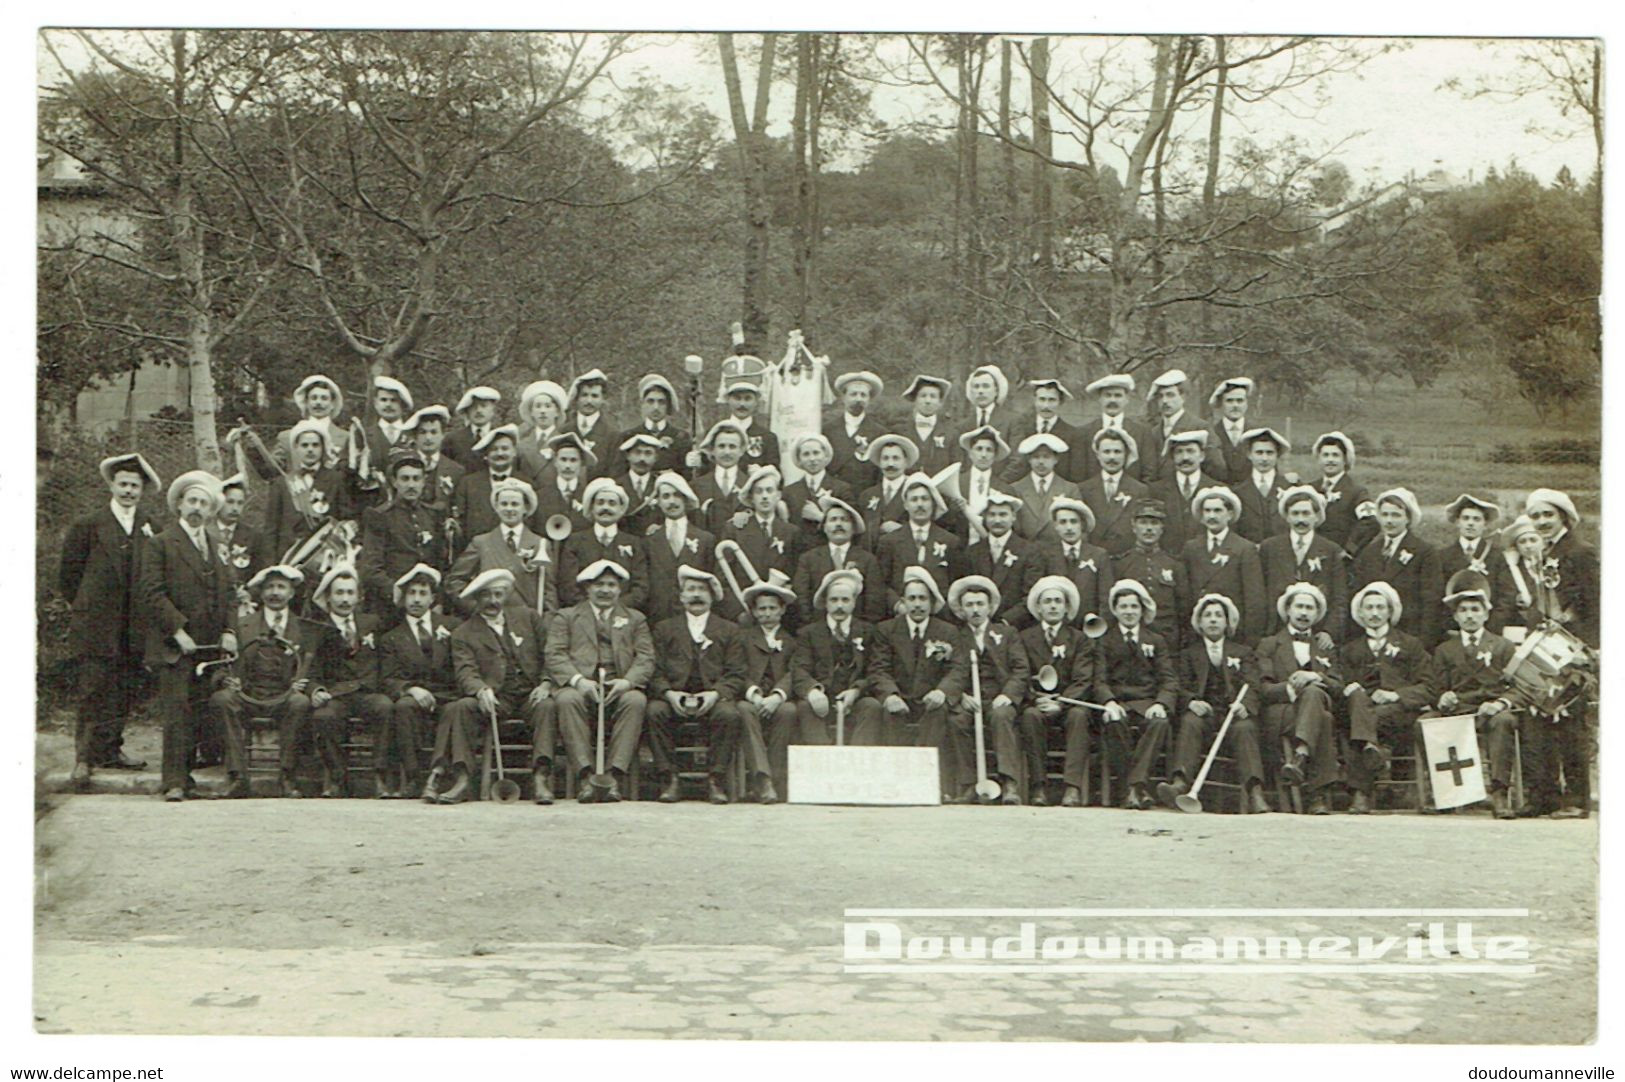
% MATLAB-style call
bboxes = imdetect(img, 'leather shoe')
[756,776,780,805]
[279,772,303,799]
[1491,788,1515,820]
[1309,792,1330,815]
[1060,786,1083,808]
[420,768,443,803]
[107,753,147,770]
[1247,785,1271,814]
[1031,788,1050,807]
[601,774,622,802]
[224,776,250,799]
[1349,789,1371,815]
[1000,783,1021,806]
[1360,742,1390,775]
[70,762,92,791]
[437,768,470,805]
[708,778,730,805]
[1280,750,1309,786]
[658,776,682,803]
[533,769,555,805]
[1156,778,1189,809]
[1550,806,1587,819]
[163,787,185,803]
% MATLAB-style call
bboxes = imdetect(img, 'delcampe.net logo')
[843,908,1534,974]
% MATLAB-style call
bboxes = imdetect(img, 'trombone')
[715,538,766,613]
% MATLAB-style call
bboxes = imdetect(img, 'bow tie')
[1291,631,1312,642]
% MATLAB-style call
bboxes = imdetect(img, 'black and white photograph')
[20,9,1612,1073]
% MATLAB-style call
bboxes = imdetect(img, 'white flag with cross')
[1420,714,1487,810]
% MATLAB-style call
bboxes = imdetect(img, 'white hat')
[246,564,305,591]
[834,371,884,396]
[575,559,630,584]
[1444,493,1500,523]
[1499,515,1542,552]
[547,431,597,466]
[1241,427,1291,454]
[1165,429,1209,450]
[288,417,331,451]
[1351,580,1404,627]
[99,452,160,490]
[618,432,665,453]
[1084,373,1135,395]
[1147,369,1187,399]
[1524,488,1580,528]
[957,425,1011,461]
[582,477,629,511]
[1026,377,1073,400]
[1275,581,1328,625]
[1208,376,1254,407]
[982,490,1023,512]
[1190,593,1240,636]
[490,477,540,516]
[676,564,725,602]
[947,574,1001,619]
[1313,431,1356,469]
[1017,431,1070,456]
[392,563,443,608]
[1191,485,1241,521]
[1027,574,1081,622]
[902,375,952,400]
[401,404,451,433]
[965,364,1010,405]
[520,379,568,418]
[459,567,517,599]
[311,563,360,611]
[167,469,223,515]
[899,472,948,517]
[1049,495,1096,534]
[1107,578,1157,624]
[742,569,796,609]
[652,471,699,508]
[1277,485,1327,524]
[1091,426,1140,469]
[566,368,609,408]
[471,423,521,455]
[736,463,782,502]
[813,567,865,610]
[792,433,834,462]
[293,374,345,416]
[454,386,501,414]
[1375,487,1423,526]
[817,494,866,535]
[220,471,247,493]
[637,373,678,404]
[372,375,414,413]
[698,419,748,451]
[900,565,946,613]
[862,433,920,468]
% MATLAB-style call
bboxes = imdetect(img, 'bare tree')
[1443,40,1601,180]
[718,32,778,345]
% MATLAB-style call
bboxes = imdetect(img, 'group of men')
[57,361,1598,817]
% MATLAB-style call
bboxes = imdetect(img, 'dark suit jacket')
[360,500,450,611]
[1153,470,1224,556]
[965,534,1048,628]
[213,521,269,594]
[870,616,960,701]
[1317,473,1376,553]
[60,504,152,657]
[1140,410,1205,484]
[1203,419,1254,484]
[441,423,486,470]
[824,410,886,491]
[558,528,650,612]
[1019,621,1096,700]
[1013,474,1084,542]
[364,418,410,475]
[792,544,887,626]
[1111,545,1189,650]
[310,612,383,697]
[226,606,319,684]
[998,416,1087,484]
[264,467,356,560]
[445,526,560,617]
[856,479,911,544]
[908,417,961,479]
[515,424,561,480]
[1430,632,1521,710]
[544,602,655,689]
[1350,533,1445,646]
[1076,416,1154,482]
[533,473,591,537]
[420,453,467,513]
[608,422,690,478]
[1180,531,1267,644]
[875,524,963,614]
[1176,637,1261,717]
[1336,630,1435,711]
[1231,473,1292,544]
[451,608,550,698]
[649,613,745,700]
[139,523,234,668]
[791,618,879,698]
[378,614,458,700]
[1544,531,1599,648]
[1039,539,1114,625]
[719,515,801,618]
[741,625,798,700]
[783,473,856,546]
[1077,473,1150,555]
[1255,630,1343,708]
[942,621,1029,705]
[1258,533,1351,641]
[733,420,780,475]
[613,470,663,536]
[693,470,740,538]
[560,411,614,476]
[451,467,544,546]
[643,519,717,626]
[1092,625,1176,711]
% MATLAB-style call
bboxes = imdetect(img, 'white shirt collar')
[685,611,710,639]
[803,470,825,490]
[1208,528,1229,547]
[109,500,136,533]
[907,617,929,636]
[595,525,618,544]
[828,617,850,638]
[1367,624,1391,643]
[483,612,506,635]
[264,607,288,634]
[844,412,865,436]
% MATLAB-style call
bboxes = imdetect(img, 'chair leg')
[1512,729,1526,813]
[479,739,493,802]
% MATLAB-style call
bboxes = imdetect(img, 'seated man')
[1257,582,1343,815]
[1093,579,1177,810]
[545,560,654,804]
[870,567,961,796]
[1430,572,1524,820]
[208,565,316,799]
[646,566,750,804]
[430,569,556,805]
[307,566,393,797]
[1160,594,1268,813]
[378,564,459,799]
[792,495,886,626]
[1337,581,1435,814]
[1017,576,1096,808]
[789,569,886,757]
[739,573,798,803]
[942,575,1028,804]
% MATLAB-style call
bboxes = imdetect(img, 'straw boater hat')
[1313,431,1356,469]
[1017,432,1070,456]
[99,452,160,489]
[288,417,331,452]
[901,375,952,400]
[1350,580,1404,626]
[834,371,884,396]
[392,563,443,608]
[1443,569,1492,609]
[1190,593,1241,636]
[652,471,699,508]
[1241,427,1291,454]
[1049,495,1097,534]
[1107,578,1157,623]
[401,404,451,433]
[582,477,629,511]
[454,386,501,414]
[1524,488,1581,528]
[813,567,864,610]
[220,472,247,494]
[817,494,866,535]
[311,563,359,611]
[1191,485,1242,521]
[1208,376,1254,408]
[519,379,568,418]
[1091,427,1140,469]
[1275,581,1328,625]
[1027,575,1081,623]
[947,574,1001,620]
[546,431,597,466]
[742,568,796,609]
[1084,373,1135,396]
[574,559,629,584]
[1499,515,1542,552]
[167,470,223,515]
[459,567,516,599]
[246,564,304,591]
[900,565,947,613]
[1147,369,1187,400]
[957,424,1011,462]
[698,419,747,452]
[637,373,678,405]
[1165,429,1209,453]
[1444,493,1501,523]
[619,432,665,455]
[1027,377,1073,401]
[489,477,540,516]
[372,375,414,413]
[566,368,609,409]
[736,463,782,503]
[964,364,1009,405]
[676,564,725,602]
[1277,485,1327,524]
[900,472,948,517]
[981,490,1023,516]
[1375,487,1423,527]
[470,423,521,455]
[861,433,920,468]
[293,374,345,416]
[791,433,834,463]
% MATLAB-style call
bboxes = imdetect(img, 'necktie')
[884,481,897,504]
[269,613,284,638]
[1044,626,1055,645]
[668,525,684,558]
[1294,538,1308,565]
[1291,631,1311,642]
[834,623,848,644]
[1209,534,1219,554]
[1256,474,1271,499]
[912,624,924,644]
[191,528,209,558]
[1067,545,1080,563]
[1181,476,1193,501]
[507,529,520,551]
[413,618,429,648]
[1104,476,1117,500]
[975,472,989,497]
[344,618,358,650]
[1038,418,1049,434]
[1038,477,1049,495]
[1368,638,1385,656]
[1465,633,1480,650]
[1208,644,1223,667]
[1384,537,1399,559]
[832,546,845,571]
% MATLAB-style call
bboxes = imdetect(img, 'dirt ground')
[33,773,1598,1042]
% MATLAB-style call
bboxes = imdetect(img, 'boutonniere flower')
[1052,643,1068,659]
[1315,655,1330,667]
[1468,558,1489,575]
[435,625,451,641]
[1079,557,1096,572]
[1115,492,1132,505]
[1160,568,1175,584]
[698,637,713,651]
[362,632,376,649]
[570,499,584,513]
[1307,555,1323,572]
[867,496,880,510]
[510,634,524,647]
[617,543,634,556]
[1211,551,1230,567]
[933,435,946,448]
[231,544,252,569]
[925,639,952,660]
[770,537,785,554]
[141,522,155,537]
[1543,556,1561,573]
[1397,550,1414,565]
[932,542,947,559]
[1141,642,1156,658]
[612,616,629,630]
[519,546,538,562]
[816,487,831,501]
[746,436,764,458]
[440,475,455,494]
[1384,643,1401,658]
[1002,550,1018,567]
[851,636,865,652]
[659,435,674,448]
[765,636,783,653]
[854,435,870,452]
[1226,656,1242,671]
[309,491,329,515]
[1325,489,1343,504]
[685,537,699,553]
[419,530,435,546]
[1477,649,1495,667]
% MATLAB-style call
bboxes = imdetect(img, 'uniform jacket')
[942,620,1030,705]
[59,503,152,657]
[360,500,449,610]
[1176,637,1261,717]
[558,528,650,612]
[1077,473,1151,555]
[792,543,887,626]
[139,522,234,668]
[445,526,560,617]
[869,615,960,702]
[643,518,717,627]
[1254,628,1343,707]
[649,612,745,700]
[1180,530,1267,644]
[964,533,1048,629]
[1111,544,1189,650]
[1336,629,1435,712]
[791,618,879,698]
[1092,624,1177,712]
[451,608,550,698]
[1258,532,1351,641]
[1350,532,1445,646]
[544,601,655,690]
[378,613,458,700]
[1019,621,1096,700]
[310,612,383,698]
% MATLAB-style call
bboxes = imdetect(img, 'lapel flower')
[1543,556,1561,573]
[435,625,451,640]
[1325,489,1343,504]
[1115,491,1132,505]
[988,630,1002,646]
[932,541,947,559]
[519,546,538,562]
[765,634,783,652]
[419,530,435,546]
[1398,549,1414,565]
[1141,642,1156,658]
[1477,649,1495,667]
[1306,555,1324,572]
[440,475,455,494]
[612,616,629,630]
[851,636,865,652]
[933,435,946,448]
[141,522,155,537]
[747,435,764,458]
[1079,557,1096,572]
[1002,550,1018,567]
[1468,557,1489,575]
[659,434,674,448]
[511,633,525,647]
[770,536,785,554]
[1226,656,1242,671]
[1315,655,1330,667]
[309,492,330,516]
[1211,551,1231,567]
[1159,567,1175,584]
[231,544,251,569]
[854,435,870,452]
[685,537,699,553]
[1384,643,1401,658]
[816,487,832,500]
[867,496,880,510]
[618,543,634,556]
[925,639,952,660]
[697,637,712,651]
[362,632,375,649]
[571,499,584,514]
[1052,643,1068,659]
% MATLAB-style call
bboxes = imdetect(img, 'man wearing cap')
[1012,432,1082,542]
[1078,429,1149,556]
[1351,488,1444,646]
[965,490,1046,629]
[1523,488,1597,649]
[738,574,796,802]
[855,434,920,546]
[1231,428,1293,543]
[1093,579,1178,809]
[782,434,856,547]
[60,453,160,784]
[276,374,350,470]
[1152,430,1222,556]
[902,375,958,478]
[444,386,503,469]
[1163,594,1267,812]
[693,421,749,537]
[403,405,465,509]
[1017,576,1096,807]
[307,566,392,797]
[360,449,449,616]
[561,369,612,471]
[643,471,716,627]
[208,564,316,799]
[265,419,357,560]
[717,365,780,472]
[364,376,416,476]
[378,565,458,798]
[1337,581,1435,814]
[214,473,269,602]
[558,478,650,613]
[876,473,961,614]
[431,569,556,805]
[1111,498,1188,652]
[1311,432,1377,553]
[719,465,800,620]
[1141,369,1198,483]
[535,433,594,535]
[546,560,654,803]
[1042,497,1114,626]
[1077,374,1152,483]
[516,380,568,480]
[646,566,750,804]
[610,433,665,536]
[792,495,887,627]
[1257,582,1344,814]
[1204,377,1257,484]
[961,365,1011,436]
[1259,486,1350,642]
[446,477,559,617]
[609,373,690,478]
[1429,572,1525,820]
[1181,486,1267,644]
[141,471,239,801]
[1440,494,1499,586]
[826,371,885,490]
[1000,379,1084,485]
[940,575,1028,803]
[450,424,539,543]
[947,425,1011,542]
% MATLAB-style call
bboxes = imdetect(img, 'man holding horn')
[446,477,559,617]
[942,575,1029,804]
[1162,594,1267,813]
[1017,575,1098,807]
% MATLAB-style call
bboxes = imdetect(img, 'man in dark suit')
[999,378,1085,484]
[1039,497,1114,626]
[1159,593,1268,812]
[1311,432,1377,554]
[1203,376,1256,484]
[59,453,159,784]
[557,477,650,613]
[403,405,466,512]
[1093,579,1177,810]
[1180,487,1267,644]
[1140,369,1200,483]
[1016,576,1097,806]
[533,433,593,536]
[1429,576,1525,819]
[274,374,349,470]
[643,472,716,627]
[431,569,556,805]
[378,564,459,799]
[1010,433,1084,542]
[901,376,959,479]
[855,434,918,547]
[545,560,654,803]
[264,420,358,561]
[1112,499,1188,652]
[1258,583,1344,815]
[308,566,393,796]
[738,576,797,802]
[1077,429,1149,555]
[363,376,415,477]
[717,367,780,474]
[940,575,1029,804]
[869,568,961,796]
[692,421,748,538]
[792,496,887,626]
[825,371,886,491]
[646,567,751,804]
[1438,495,1501,636]
[874,474,961,615]
[443,386,502,469]
[360,450,450,617]
[450,425,542,545]
[1350,488,1445,646]
[1230,427,1292,543]
[215,472,268,602]
[1075,374,1153,482]
[1152,431,1222,556]
[607,374,690,478]
[959,365,1013,443]
[612,434,665,536]
[561,368,614,473]
[445,478,559,617]
[718,465,801,622]
[963,492,1047,629]
[789,569,887,757]
[142,471,237,802]
[1258,486,1351,642]
[782,434,857,548]
[1337,581,1436,814]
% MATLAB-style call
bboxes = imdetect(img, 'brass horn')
[1082,612,1109,639]
[544,513,574,542]
[715,538,765,612]
[1031,663,1109,712]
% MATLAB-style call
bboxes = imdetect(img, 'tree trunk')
[1000,39,1017,271]
[791,35,815,330]
[1199,37,1227,347]
[1029,37,1053,270]
[1104,36,1176,368]
[717,33,777,345]
[170,30,223,474]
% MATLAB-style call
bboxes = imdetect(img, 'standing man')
[1000,378,1084,484]
[1042,497,1114,625]
[534,433,593,535]
[1311,432,1377,553]
[875,473,960,614]
[1439,493,1500,588]
[359,449,448,616]
[826,370,886,491]
[1076,374,1151,482]
[642,471,716,627]
[557,478,650,613]
[719,465,801,620]
[1258,486,1351,642]
[961,365,1011,436]
[59,453,160,785]
[277,374,349,469]
[1152,430,1222,556]
[364,376,416,476]
[1141,369,1197,483]
[450,424,536,544]
[1351,488,1445,646]
[855,434,919,544]
[1231,428,1293,543]
[792,496,888,626]
[562,368,612,472]
[692,421,748,537]
[404,405,465,511]
[613,433,666,536]
[870,568,961,788]
[1204,377,1256,484]
[264,420,356,559]
[444,386,502,468]
[1016,576,1096,807]
[307,566,393,797]
[964,491,1047,629]
[141,471,237,803]
[610,373,690,477]
[445,478,559,617]
[214,472,268,600]
[781,435,855,547]
[516,380,568,480]
[902,375,958,478]
[1523,487,1598,649]
[1011,432,1081,542]
[378,565,457,800]
[717,365,780,473]
[947,426,1010,542]
[941,575,1029,804]
[1181,487,1267,644]
[1077,429,1148,556]
[1112,498,1188,652]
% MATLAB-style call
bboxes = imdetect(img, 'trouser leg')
[1290,686,1339,790]
[1482,711,1516,791]
[644,700,678,776]
[528,697,558,769]
[987,703,1021,784]
[705,700,742,777]
[278,694,314,776]
[738,702,773,781]
[1172,709,1212,781]
[73,656,118,765]
[1228,715,1265,789]
[435,698,482,772]
[556,688,593,773]
[157,666,198,792]
[1126,709,1170,787]
[209,688,249,779]
[912,701,957,795]
[845,697,890,746]
[1017,708,1046,798]
[388,697,432,782]
[764,701,801,793]
[1556,707,1591,810]
[1061,706,1092,790]
[311,700,351,778]
[1347,700,1412,793]
[1518,713,1561,813]
[606,691,647,773]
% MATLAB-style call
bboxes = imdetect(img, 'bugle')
[715,538,765,612]
[1032,664,1110,712]
[1169,683,1251,814]
[1081,612,1109,638]
[968,651,1001,803]
[536,514,572,616]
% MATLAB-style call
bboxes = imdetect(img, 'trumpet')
[536,514,573,616]
[194,654,238,679]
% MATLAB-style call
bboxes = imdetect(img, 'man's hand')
[684,449,705,471]
[1315,631,1335,653]
[223,675,242,692]
[173,628,198,656]
[758,692,783,719]
[807,688,829,718]
[408,687,435,710]
[1342,681,1362,698]
[1438,690,1460,711]
[526,685,551,708]
[1146,703,1168,722]
[1478,699,1507,718]
[991,693,1013,711]
[1103,701,1127,723]
[1288,670,1318,692]
[729,510,751,530]
[291,678,310,694]
[1371,689,1400,706]
[696,690,720,715]
[884,694,908,715]
[311,688,333,709]
[580,678,602,703]
[800,501,823,522]
[836,687,860,712]
[476,687,499,715]
[880,520,902,534]
[922,688,947,709]
[959,692,978,713]
[1035,695,1061,717]
[220,631,238,655]
[606,678,631,702]
[664,690,691,717]
[1232,703,1250,721]
[1189,699,1213,718]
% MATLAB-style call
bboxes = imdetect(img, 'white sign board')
[788,746,941,806]
[1420,714,1488,810]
